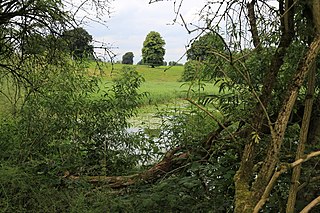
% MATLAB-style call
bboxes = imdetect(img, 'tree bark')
[251,35,320,212]
[234,1,295,212]
[286,62,316,213]
[307,93,320,145]
[247,0,260,48]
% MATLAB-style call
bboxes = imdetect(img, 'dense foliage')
[1,0,320,212]
[62,27,95,59]
[142,31,166,67]
[122,51,134,64]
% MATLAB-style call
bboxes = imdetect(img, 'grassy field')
[87,62,222,128]
[0,62,221,121]
[89,63,220,105]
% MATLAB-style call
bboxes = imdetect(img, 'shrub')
[181,60,204,81]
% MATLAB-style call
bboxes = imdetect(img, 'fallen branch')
[64,146,190,188]
[63,109,234,188]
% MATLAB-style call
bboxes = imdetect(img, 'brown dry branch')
[64,146,190,188]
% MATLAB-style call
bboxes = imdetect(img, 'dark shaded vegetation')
[122,52,134,64]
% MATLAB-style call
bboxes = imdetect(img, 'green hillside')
[89,63,219,105]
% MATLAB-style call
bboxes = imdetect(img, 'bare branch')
[253,150,320,213]
[300,196,320,213]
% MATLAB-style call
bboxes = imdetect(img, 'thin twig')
[185,98,237,143]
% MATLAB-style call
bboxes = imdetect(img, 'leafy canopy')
[142,31,166,67]
[182,32,227,81]
[187,32,225,61]
[122,52,134,64]
[62,27,94,59]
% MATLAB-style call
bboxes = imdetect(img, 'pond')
[126,100,190,163]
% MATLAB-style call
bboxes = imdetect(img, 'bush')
[181,60,204,81]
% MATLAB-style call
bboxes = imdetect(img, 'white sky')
[84,0,207,64]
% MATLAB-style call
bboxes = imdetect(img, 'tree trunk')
[252,34,320,212]
[286,2,320,211]
[234,34,320,213]
[308,94,320,145]
[234,1,295,212]
[286,61,316,213]
[233,0,320,211]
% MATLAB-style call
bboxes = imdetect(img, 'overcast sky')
[84,0,207,64]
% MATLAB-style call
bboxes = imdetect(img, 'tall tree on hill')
[62,27,94,59]
[122,52,134,64]
[142,31,165,68]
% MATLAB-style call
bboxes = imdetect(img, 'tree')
[180,0,320,212]
[186,32,225,61]
[62,27,94,59]
[23,33,48,55]
[181,60,204,81]
[0,0,110,90]
[2,0,320,212]
[142,31,165,67]
[122,52,134,64]
[183,32,227,80]
[97,0,320,212]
